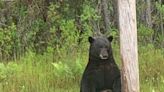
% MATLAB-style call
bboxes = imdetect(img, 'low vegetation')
[0,40,164,92]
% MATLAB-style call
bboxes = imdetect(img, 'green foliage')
[81,4,100,21]
[139,45,164,92]
[0,23,18,60]
[60,20,79,48]
[156,2,164,13]
[0,63,7,81]
[52,62,73,78]
[0,62,20,82]
[138,24,154,45]
[138,24,154,37]
[47,3,80,52]
[0,0,164,92]
[81,3,100,31]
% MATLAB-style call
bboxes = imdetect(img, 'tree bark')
[145,0,152,28]
[118,0,140,92]
[101,0,110,33]
[140,0,152,28]
[159,0,164,36]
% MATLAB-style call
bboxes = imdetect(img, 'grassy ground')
[0,44,164,92]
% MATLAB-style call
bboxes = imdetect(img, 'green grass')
[0,44,164,92]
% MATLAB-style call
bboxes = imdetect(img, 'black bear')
[80,36,121,92]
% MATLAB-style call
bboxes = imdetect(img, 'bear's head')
[88,36,113,60]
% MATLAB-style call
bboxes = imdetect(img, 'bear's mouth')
[100,54,108,60]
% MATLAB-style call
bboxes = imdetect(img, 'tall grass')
[0,43,164,92]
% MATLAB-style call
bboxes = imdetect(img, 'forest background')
[0,0,164,92]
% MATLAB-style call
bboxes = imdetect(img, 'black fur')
[80,36,121,92]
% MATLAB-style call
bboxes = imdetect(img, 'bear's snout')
[100,48,108,60]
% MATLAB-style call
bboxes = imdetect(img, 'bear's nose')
[100,54,108,59]
[100,48,109,59]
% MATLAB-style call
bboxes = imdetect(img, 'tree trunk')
[145,0,152,28]
[118,0,140,92]
[159,0,164,36]
[140,0,152,28]
[101,0,110,33]
[112,0,118,28]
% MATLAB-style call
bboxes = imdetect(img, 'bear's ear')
[108,36,113,42]
[88,36,95,43]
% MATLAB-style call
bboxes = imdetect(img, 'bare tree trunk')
[118,0,140,92]
[91,19,102,36]
[101,0,110,33]
[112,0,118,28]
[145,0,152,28]
[159,0,164,48]
[140,0,152,28]
[159,0,164,36]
